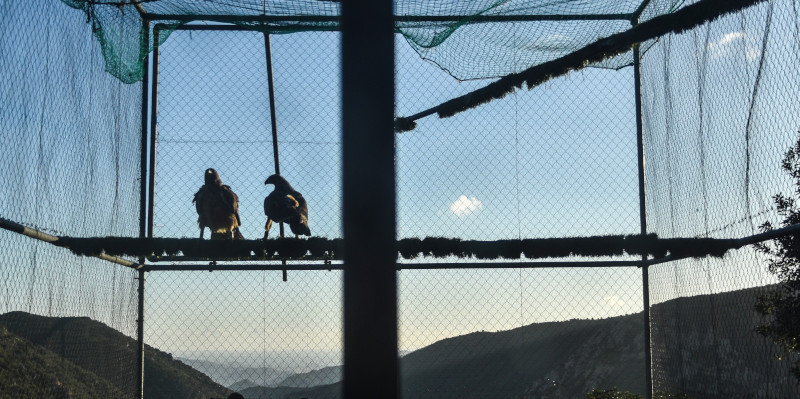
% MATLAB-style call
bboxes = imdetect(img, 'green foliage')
[586,387,642,398]
[653,392,694,399]
[0,326,128,398]
[755,133,800,381]
[585,388,694,399]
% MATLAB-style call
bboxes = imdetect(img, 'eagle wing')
[287,191,311,236]
[221,184,241,227]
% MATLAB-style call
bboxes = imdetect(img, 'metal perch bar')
[0,217,142,270]
[141,260,642,272]
[4,216,800,272]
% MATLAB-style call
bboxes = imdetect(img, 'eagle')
[193,168,244,240]
[263,174,310,239]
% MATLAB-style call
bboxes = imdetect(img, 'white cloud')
[707,31,760,61]
[718,32,746,46]
[603,295,625,307]
[449,195,483,217]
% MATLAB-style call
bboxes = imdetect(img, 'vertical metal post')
[264,33,281,178]
[139,21,150,254]
[341,0,397,398]
[633,41,653,399]
[263,32,288,281]
[148,27,160,239]
[136,269,146,399]
[137,17,150,399]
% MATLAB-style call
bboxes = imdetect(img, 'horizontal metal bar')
[399,260,641,269]
[0,217,142,270]
[141,260,641,272]
[160,24,340,32]
[146,255,333,262]
[0,217,59,243]
[142,263,338,272]
[144,13,633,25]
[644,222,800,267]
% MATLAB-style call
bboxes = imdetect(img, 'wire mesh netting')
[143,267,644,398]
[143,26,646,398]
[0,1,142,398]
[64,0,690,83]
[3,0,800,398]
[641,1,800,396]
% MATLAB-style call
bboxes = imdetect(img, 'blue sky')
[143,27,648,365]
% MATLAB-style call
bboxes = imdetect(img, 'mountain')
[229,378,260,392]
[240,315,645,399]
[277,365,342,387]
[399,314,645,399]
[646,286,800,398]
[0,311,232,399]
[242,285,800,399]
[178,357,290,388]
[0,325,128,399]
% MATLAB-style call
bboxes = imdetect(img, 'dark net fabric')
[0,1,141,397]
[66,0,687,82]
[641,1,800,396]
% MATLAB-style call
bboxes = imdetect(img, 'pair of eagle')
[192,168,310,240]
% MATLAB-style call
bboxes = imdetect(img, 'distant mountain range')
[2,285,799,399]
[177,357,291,388]
[0,312,231,399]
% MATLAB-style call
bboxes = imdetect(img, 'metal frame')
[80,2,775,398]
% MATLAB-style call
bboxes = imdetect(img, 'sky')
[141,27,648,370]
[3,0,798,376]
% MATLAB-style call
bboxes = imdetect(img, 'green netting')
[63,0,688,83]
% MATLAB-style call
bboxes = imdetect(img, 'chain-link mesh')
[4,1,800,398]
[154,29,341,242]
[140,24,646,399]
[642,1,800,397]
[0,0,141,398]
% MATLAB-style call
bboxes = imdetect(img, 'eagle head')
[205,168,223,186]
[265,174,291,189]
